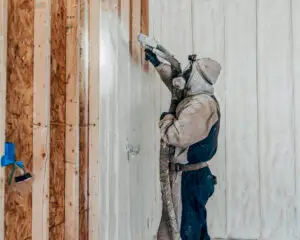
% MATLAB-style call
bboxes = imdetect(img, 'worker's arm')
[156,63,173,92]
[145,49,178,92]
[159,96,219,148]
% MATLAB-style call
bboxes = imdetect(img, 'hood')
[185,58,221,96]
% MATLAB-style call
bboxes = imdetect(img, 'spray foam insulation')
[5,0,34,239]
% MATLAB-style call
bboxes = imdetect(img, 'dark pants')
[180,167,215,240]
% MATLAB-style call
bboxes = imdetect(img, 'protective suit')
[146,50,221,240]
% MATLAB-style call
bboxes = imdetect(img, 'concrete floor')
[215,239,255,240]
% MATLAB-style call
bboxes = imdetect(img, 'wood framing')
[32,0,51,239]
[130,0,141,62]
[2,0,151,238]
[88,0,100,238]
[0,1,7,239]
[140,0,148,70]
[121,0,130,37]
[118,0,121,16]
[49,0,66,239]
[79,0,89,238]
[65,0,80,239]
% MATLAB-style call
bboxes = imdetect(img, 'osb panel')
[5,0,34,239]
[49,1,66,240]
[79,0,89,239]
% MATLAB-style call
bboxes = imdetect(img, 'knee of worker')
[180,219,207,240]
[181,223,197,240]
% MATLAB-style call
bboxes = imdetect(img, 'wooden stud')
[130,0,141,62]
[32,0,51,239]
[140,0,148,70]
[0,0,7,239]
[257,0,296,238]
[224,0,260,237]
[293,0,300,238]
[79,0,89,239]
[118,0,121,16]
[191,1,226,236]
[121,0,130,38]
[117,0,132,238]
[49,0,67,239]
[65,0,80,239]
[89,0,100,238]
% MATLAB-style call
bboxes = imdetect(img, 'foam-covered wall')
[99,0,300,239]
[99,8,161,240]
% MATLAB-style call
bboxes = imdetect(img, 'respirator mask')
[172,54,219,97]
[172,54,197,91]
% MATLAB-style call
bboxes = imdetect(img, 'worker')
[145,49,221,240]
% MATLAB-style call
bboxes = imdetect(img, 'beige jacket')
[156,63,219,164]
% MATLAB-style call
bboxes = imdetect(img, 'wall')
[0,0,91,239]
[1,0,300,240]
[99,0,300,240]
[98,2,161,239]
[148,0,300,240]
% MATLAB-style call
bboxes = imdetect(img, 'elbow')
[162,132,189,148]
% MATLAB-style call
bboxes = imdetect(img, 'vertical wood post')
[0,0,7,239]
[32,0,51,239]
[49,0,67,238]
[130,0,141,62]
[65,0,80,239]
[79,0,90,238]
[88,0,101,238]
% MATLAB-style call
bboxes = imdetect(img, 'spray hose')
[158,78,185,240]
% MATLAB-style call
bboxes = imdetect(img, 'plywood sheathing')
[32,0,51,239]
[79,0,89,239]
[65,0,80,239]
[0,0,8,239]
[5,0,34,239]
[49,1,66,239]
[88,0,100,238]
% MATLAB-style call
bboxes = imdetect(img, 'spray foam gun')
[1,142,33,185]
[137,33,184,113]
[137,33,182,76]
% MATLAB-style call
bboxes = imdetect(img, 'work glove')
[145,49,161,67]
